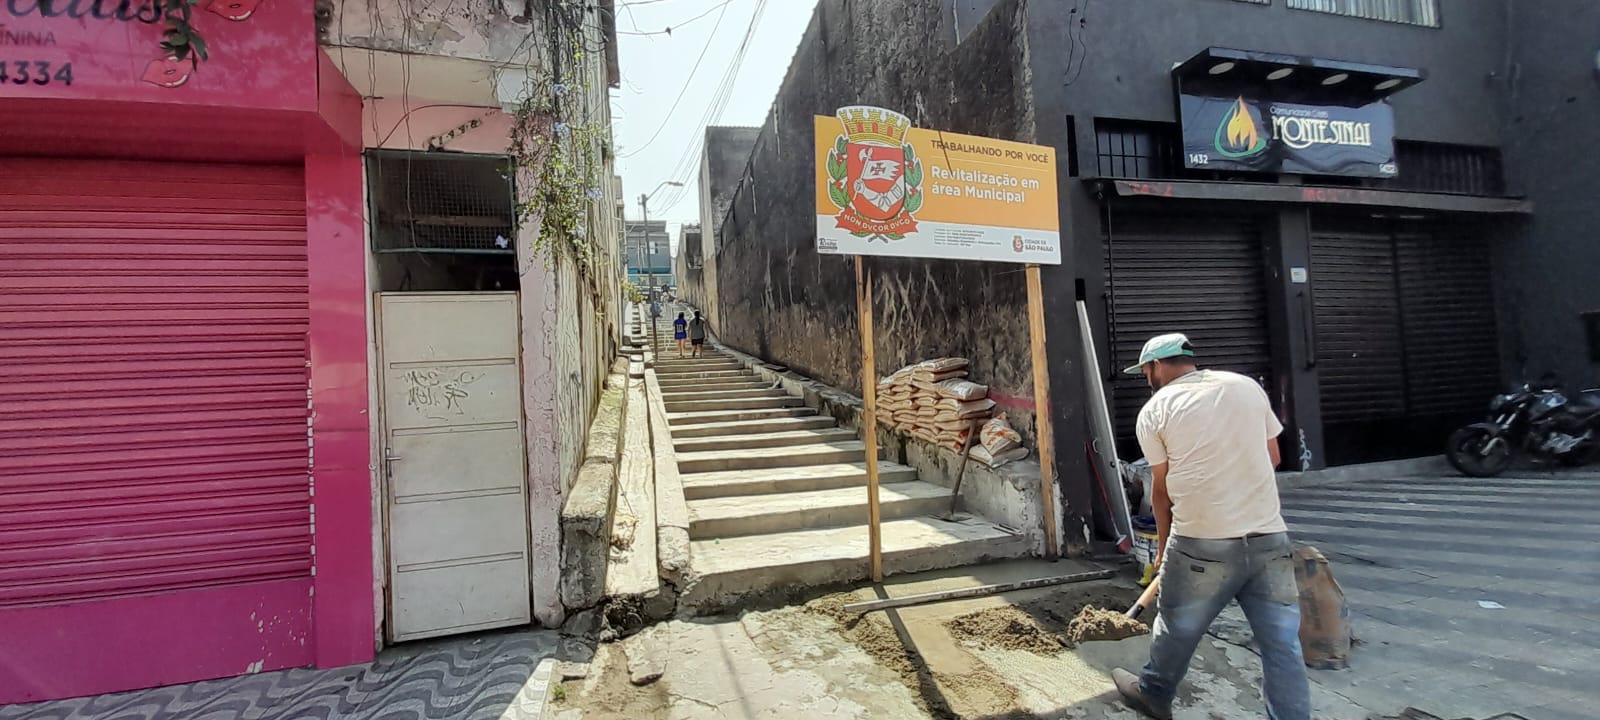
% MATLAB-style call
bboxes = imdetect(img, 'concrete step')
[660,386,783,402]
[657,378,772,394]
[675,441,865,473]
[655,364,745,376]
[655,356,734,366]
[680,516,1029,612]
[669,415,838,439]
[688,481,950,539]
[681,461,920,499]
[665,395,804,414]
[655,369,751,383]
[673,427,859,454]
[668,407,818,426]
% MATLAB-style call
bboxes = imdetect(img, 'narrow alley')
[4,1,1599,719]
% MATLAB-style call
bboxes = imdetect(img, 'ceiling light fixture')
[1322,72,1349,86]
[1267,67,1295,81]
[1374,78,1403,91]
[1209,61,1236,75]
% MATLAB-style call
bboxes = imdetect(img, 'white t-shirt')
[1135,369,1287,539]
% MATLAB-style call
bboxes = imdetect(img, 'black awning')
[1173,47,1424,104]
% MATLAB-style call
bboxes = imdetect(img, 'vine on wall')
[160,0,209,64]
[509,0,612,280]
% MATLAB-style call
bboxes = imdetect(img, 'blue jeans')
[1140,533,1310,720]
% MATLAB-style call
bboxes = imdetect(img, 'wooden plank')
[1025,264,1060,560]
[842,569,1116,614]
[856,256,883,581]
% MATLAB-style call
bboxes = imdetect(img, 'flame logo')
[1213,97,1267,158]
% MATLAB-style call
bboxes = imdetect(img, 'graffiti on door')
[402,368,482,419]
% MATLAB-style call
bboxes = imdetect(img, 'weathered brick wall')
[713,0,1042,442]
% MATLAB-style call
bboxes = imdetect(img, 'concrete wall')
[1497,0,1600,387]
[698,126,761,323]
[715,0,1043,445]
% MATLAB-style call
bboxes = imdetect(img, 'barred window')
[1287,0,1440,27]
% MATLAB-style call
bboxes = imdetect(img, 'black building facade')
[711,0,1599,550]
[1004,0,1597,468]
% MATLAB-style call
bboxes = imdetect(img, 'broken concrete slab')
[624,628,666,686]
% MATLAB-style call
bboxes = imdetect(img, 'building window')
[1287,0,1440,27]
[1382,142,1504,196]
[1094,119,1183,178]
[365,150,519,292]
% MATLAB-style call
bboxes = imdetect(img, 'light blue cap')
[1122,333,1196,375]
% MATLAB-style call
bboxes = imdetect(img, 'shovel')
[1126,573,1160,619]
[939,429,978,521]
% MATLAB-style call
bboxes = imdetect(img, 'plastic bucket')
[1132,515,1158,587]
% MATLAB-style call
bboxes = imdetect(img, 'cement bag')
[970,444,1029,468]
[911,357,969,374]
[1293,546,1353,670]
[980,413,1023,454]
[933,379,988,401]
[936,398,996,419]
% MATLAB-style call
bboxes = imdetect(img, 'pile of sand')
[1066,606,1149,644]
[946,606,1066,654]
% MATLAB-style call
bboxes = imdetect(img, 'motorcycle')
[1447,379,1600,477]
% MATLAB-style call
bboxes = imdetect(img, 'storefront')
[1092,48,1528,467]
[0,3,372,703]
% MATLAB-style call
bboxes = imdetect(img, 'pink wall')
[0,0,317,110]
[0,10,373,698]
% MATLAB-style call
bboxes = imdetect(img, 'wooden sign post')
[1025,264,1060,559]
[856,256,884,581]
[820,106,1066,579]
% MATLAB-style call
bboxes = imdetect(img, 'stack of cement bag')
[875,358,995,451]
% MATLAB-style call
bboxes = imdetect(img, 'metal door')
[377,292,531,642]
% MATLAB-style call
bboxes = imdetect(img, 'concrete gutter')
[707,338,1049,557]
[643,368,694,591]
[560,361,629,612]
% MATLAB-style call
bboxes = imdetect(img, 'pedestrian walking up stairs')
[647,326,1028,611]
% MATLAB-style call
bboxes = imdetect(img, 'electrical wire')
[618,0,733,158]
[617,0,734,36]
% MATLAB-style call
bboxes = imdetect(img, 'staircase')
[646,314,1027,611]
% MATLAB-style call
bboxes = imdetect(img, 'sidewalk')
[0,630,560,720]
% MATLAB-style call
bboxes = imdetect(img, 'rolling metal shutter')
[1311,218,1500,423]
[0,159,312,681]
[1395,231,1501,415]
[1104,214,1271,450]
[1310,227,1407,422]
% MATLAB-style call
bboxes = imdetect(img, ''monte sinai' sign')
[1179,93,1397,178]
[813,106,1061,265]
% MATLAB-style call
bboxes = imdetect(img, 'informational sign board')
[814,106,1061,265]
[1179,93,1397,178]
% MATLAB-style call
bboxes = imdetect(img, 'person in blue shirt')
[672,312,688,357]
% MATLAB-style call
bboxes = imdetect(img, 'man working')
[1113,333,1308,720]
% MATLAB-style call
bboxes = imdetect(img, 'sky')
[611,0,820,253]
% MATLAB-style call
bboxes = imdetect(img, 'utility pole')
[639,180,683,303]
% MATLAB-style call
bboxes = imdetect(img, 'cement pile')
[1065,606,1149,644]
[946,606,1065,654]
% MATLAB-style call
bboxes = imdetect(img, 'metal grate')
[1094,119,1183,179]
[1384,141,1504,196]
[1287,0,1440,27]
[366,151,515,254]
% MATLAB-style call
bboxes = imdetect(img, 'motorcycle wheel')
[1447,426,1513,478]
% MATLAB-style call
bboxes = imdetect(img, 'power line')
[617,0,734,36]
[618,0,733,158]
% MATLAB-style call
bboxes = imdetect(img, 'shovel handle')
[1126,576,1160,619]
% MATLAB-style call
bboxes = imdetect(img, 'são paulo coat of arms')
[823,106,924,241]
